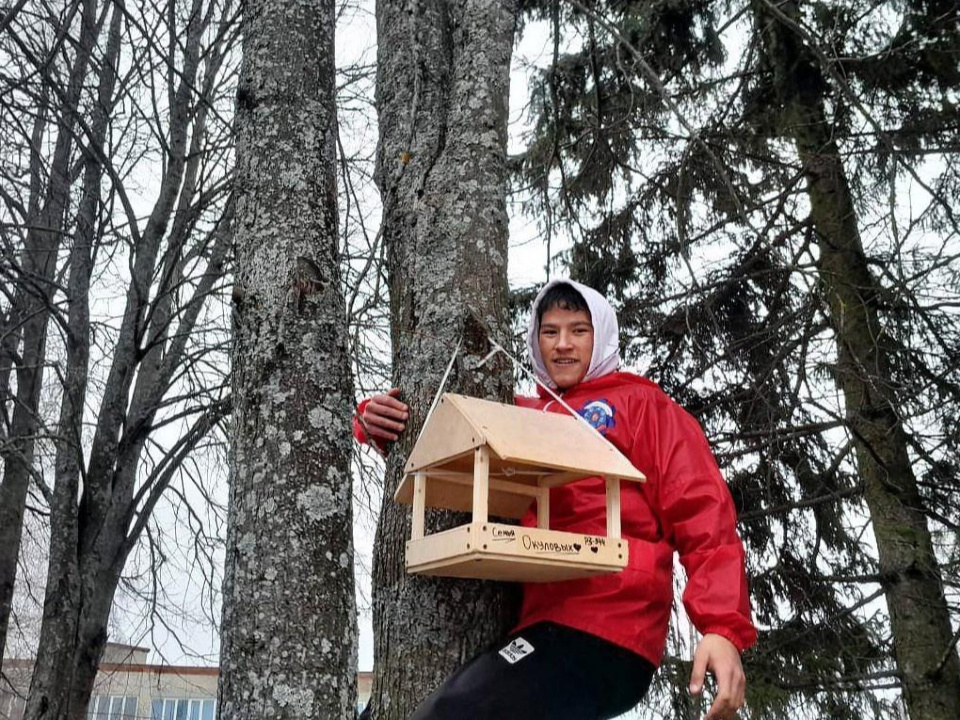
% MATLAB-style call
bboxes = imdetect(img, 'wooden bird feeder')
[395,393,645,583]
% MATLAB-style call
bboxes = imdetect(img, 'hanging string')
[481,338,614,445]
[360,317,627,457]
[413,335,463,448]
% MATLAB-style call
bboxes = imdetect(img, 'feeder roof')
[403,393,645,483]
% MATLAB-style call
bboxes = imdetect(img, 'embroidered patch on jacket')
[499,637,535,664]
[579,399,616,434]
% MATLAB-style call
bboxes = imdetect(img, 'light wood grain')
[405,522,628,582]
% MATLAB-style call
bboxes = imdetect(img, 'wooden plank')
[404,396,484,474]
[395,455,473,503]
[411,472,426,540]
[398,466,587,505]
[537,487,550,529]
[472,446,489,524]
[472,523,625,570]
[411,455,584,490]
[407,555,618,583]
[405,524,473,569]
[605,476,621,539]
[405,522,629,583]
[436,472,541,499]
[444,394,645,482]
[538,472,589,489]
[395,471,535,519]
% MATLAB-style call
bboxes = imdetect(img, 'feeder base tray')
[405,522,628,583]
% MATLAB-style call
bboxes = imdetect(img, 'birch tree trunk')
[217,0,358,716]
[366,1,518,717]
[754,3,960,717]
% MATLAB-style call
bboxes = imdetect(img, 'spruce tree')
[511,1,960,717]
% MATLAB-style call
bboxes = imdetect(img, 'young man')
[355,279,756,720]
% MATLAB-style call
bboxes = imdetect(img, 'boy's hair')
[536,283,592,327]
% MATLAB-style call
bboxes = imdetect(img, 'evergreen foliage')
[511,1,960,717]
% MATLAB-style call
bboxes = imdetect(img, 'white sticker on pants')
[499,637,535,664]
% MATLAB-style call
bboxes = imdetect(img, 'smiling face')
[537,306,595,390]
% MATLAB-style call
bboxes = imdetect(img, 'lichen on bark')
[218,0,358,716]
[365,0,520,717]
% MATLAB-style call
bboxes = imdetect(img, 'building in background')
[1,644,372,718]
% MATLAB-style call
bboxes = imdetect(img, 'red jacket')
[354,371,757,666]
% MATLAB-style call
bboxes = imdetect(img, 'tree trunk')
[22,5,122,718]
[217,0,358,716]
[81,0,205,542]
[22,1,235,716]
[754,3,960,718]
[367,1,519,717]
[0,0,100,662]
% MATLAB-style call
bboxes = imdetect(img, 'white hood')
[526,278,620,389]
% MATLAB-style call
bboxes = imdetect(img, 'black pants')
[409,622,656,720]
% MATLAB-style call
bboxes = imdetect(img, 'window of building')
[0,690,27,720]
[150,699,215,720]
[85,695,138,720]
